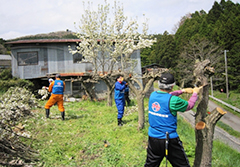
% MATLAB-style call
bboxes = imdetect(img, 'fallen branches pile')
[0,87,40,166]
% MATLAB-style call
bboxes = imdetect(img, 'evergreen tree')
[207,1,223,24]
[174,0,240,91]
[141,34,162,66]
[154,31,177,68]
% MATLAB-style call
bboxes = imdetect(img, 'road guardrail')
[209,95,240,113]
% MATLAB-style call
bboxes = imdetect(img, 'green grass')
[209,90,240,139]
[212,140,240,167]
[216,121,240,138]
[24,99,240,166]
[210,90,240,117]
[212,90,240,109]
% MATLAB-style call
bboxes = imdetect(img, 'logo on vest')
[152,102,160,112]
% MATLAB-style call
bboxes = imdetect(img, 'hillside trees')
[229,42,240,91]
[154,31,177,69]
[140,34,162,67]
[0,44,7,54]
[176,38,223,88]
[69,1,156,129]
[175,10,208,50]
[140,0,240,91]
[0,38,8,54]
[174,0,240,90]
[207,1,223,25]
[141,32,177,69]
[140,46,153,67]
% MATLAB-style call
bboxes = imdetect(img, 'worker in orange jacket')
[45,74,66,120]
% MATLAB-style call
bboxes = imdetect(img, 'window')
[17,52,38,66]
[73,53,84,63]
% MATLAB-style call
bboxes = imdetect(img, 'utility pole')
[224,50,229,99]
[210,76,213,96]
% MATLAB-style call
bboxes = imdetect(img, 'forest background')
[0,0,240,93]
[141,0,240,92]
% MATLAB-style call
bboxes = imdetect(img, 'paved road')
[178,100,240,153]
[208,100,240,133]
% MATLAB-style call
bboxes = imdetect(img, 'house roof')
[6,39,82,44]
[142,63,165,69]
[6,39,133,45]
[0,54,12,60]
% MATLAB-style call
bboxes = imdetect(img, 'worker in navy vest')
[114,75,128,126]
[145,73,201,167]
[45,74,66,120]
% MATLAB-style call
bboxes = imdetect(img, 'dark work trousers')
[145,136,190,167]
[124,92,131,106]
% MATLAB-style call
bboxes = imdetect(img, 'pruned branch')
[205,107,227,126]
[0,87,39,166]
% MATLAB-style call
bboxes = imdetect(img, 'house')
[0,54,12,69]
[6,39,142,97]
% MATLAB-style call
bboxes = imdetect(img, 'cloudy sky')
[0,0,239,40]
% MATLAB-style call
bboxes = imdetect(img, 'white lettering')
[149,111,168,118]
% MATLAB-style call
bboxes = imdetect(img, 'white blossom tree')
[69,0,156,129]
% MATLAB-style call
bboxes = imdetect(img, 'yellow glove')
[182,88,193,94]
[193,86,202,94]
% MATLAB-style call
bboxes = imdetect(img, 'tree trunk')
[128,73,159,129]
[106,85,113,106]
[102,78,114,107]
[193,85,227,167]
[136,94,145,130]
[82,83,94,101]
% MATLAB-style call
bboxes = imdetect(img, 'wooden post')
[210,76,213,96]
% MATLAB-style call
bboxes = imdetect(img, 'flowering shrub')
[38,86,49,100]
[0,87,40,166]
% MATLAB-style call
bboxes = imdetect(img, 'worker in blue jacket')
[114,75,128,126]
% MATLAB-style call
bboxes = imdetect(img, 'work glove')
[182,88,193,94]
[193,86,202,94]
